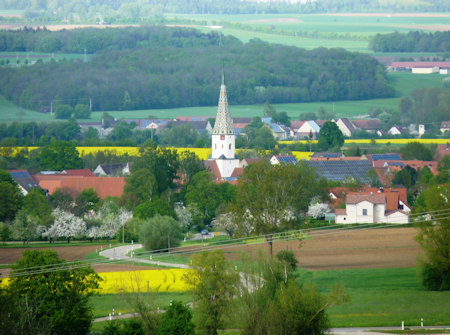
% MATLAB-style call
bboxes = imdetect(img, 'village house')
[335,188,410,224]
[352,119,382,134]
[270,155,297,165]
[7,170,41,195]
[333,118,356,137]
[296,120,321,139]
[440,121,450,134]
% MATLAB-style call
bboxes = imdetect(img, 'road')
[99,244,189,268]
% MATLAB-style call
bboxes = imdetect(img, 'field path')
[99,244,189,269]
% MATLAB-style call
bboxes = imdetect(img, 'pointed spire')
[212,72,234,135]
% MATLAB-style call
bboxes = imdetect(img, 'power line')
[6,210,449,278]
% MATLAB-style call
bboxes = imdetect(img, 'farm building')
[390,61,450,74]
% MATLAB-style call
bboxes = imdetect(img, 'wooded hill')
[370,31,450,53]
[0,26,393,113]
[1,0,448,18]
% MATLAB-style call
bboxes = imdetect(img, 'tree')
[413,183,450,291]
[317,121,344,151]
[10,209,40,243]
[239,251,348,335]
[23,187,52,222]
[55,104,74,119]
[103,318,145,335]
[139,215,182,251]
[43,208,87,242]
[75,188,100,215]
[183,250,239,335]
[400,142,433,161]
[134,197,175,220]
[179,150,205,185]
[307,202,330,219]
[39,139,83,171]
[6,250,100,335]
[74,103,91,119]
[123,168,158,207]
[185,171,235,225]
[231,160,327,255]
[132,143,180,194]
[392,165,418,189]
[0,170,23,222]
[86,200,131,242]
[158,300,195,335]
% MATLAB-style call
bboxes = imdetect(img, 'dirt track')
[0,228,422,276]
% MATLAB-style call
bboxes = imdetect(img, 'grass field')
[309,267,450,327]
[168,13,450,52]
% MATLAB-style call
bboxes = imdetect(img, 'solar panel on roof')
[371,154,401,161]
[307,160,374,182]
[277,156,297,164]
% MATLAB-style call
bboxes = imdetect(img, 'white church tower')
[210,73,240,178]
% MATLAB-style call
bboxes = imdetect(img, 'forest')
[0,0,448,21]
[370,31,450,53]
[0,26,393,112]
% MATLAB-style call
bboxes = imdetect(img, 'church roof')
[212,76,234,135]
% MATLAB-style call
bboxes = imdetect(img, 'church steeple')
[210,72,240,179]
[212,72,234,135]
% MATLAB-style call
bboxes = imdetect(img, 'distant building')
[333,118,356,137]
[93,163,132,176]
[7,170,40,195]
[208,73,240,179]
[306,160,374,183]
[335,188,410,224]
[390,61,450,74]
[270,155,297,165]
[440,121,450,134]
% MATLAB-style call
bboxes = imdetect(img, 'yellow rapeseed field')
[0,269,192,294]
[97,269,192,294]
[280,139,450,145]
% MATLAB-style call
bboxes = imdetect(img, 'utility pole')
[89,98,92,112]
[50,101,53,117]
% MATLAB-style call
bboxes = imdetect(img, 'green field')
[88,266,450,329]
[168,13,450,53]
[309,267,450,327]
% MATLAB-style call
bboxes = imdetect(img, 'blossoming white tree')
[86,201,132,242]
[44,208,87,243]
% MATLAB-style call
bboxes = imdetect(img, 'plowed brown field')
[220,227,422,270]
[0,228,422,277]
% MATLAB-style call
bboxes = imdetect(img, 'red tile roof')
[203,160,222,180]
[436,144,450,158]
[63,169,95,176]
[391,61,450,68]
[34,175,125,198]
[352,119,381,130]
[335,209,347,215]
[346,194,385,204]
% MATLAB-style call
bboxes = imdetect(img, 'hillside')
[0,26,393,113]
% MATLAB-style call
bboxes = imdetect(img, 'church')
[206,74,241,180]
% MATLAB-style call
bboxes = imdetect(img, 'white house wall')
[380,211,409,224]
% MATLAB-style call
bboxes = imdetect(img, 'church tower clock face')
[220,135,225,140]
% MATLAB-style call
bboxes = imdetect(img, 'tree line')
[369,31,450,53]
[0,27,393,112]
[1,0,448,22]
